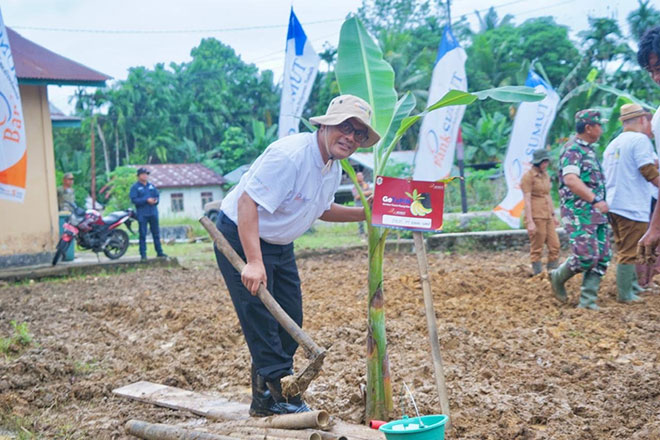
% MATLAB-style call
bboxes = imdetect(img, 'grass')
[294,222,364,251]
[0,321,34,357]
[123,222,365,264]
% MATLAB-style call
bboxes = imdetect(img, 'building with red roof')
[130,164,226,218]
[0,28,111,268]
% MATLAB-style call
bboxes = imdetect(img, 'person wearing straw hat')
[602,103,659,302]
[213,94,380,417]
[550,109,610,310]
[521,149,560,275]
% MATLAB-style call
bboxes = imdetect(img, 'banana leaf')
[377,92,416,175]
[336,17,397,139]
[473,85,546,102]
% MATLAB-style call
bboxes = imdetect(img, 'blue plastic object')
[379,415,447,440]
[58,214,75,261]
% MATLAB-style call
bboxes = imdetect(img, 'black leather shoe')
[266,377,311,414]
[249,368,311,416]
[249,367,275,417]
[157,253,168,258]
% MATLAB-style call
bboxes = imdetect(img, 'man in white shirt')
[636,26,660,262]
[214,95,380,416]
[603,104,659,302]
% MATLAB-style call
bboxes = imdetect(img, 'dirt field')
[1,248,659,439]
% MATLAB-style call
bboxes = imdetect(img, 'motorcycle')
[52,202,137,266]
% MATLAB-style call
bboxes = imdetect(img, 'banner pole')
[456,128,468,213]
[90,116,96,210]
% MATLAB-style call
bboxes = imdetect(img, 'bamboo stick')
[229,426,323,440]
[213,410,330,431]
[125,419,239,440]
[412,231,451,431]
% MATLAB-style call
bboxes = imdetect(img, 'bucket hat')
[309,95,381,147]
[619,103,651,122]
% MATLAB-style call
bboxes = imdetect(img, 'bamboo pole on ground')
[228,426,323,440]
[412,231,451,431]
[125,420,239,440]
[212,410,330,430]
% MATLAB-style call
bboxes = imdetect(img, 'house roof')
[49,102,81,127]
[8,27,111,86]
[131,164,226,189]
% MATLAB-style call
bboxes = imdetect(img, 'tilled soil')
[1,249,659,439]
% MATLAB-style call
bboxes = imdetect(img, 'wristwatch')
[590,195,602,205]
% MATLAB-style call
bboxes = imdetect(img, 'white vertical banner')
[413,26,467,181]
[0,10,28,203]
[493,70,559,228]
[278,8,319,139]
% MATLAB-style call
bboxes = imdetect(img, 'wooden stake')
[412,231,451,431]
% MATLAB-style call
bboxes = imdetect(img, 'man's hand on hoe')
[242,260,267,295]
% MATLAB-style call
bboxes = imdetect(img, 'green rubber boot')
[532,261,543,275]
[550,260,575,303]
[547,260,559,271]
[631,270,645,296]
[578,271,601,311]
[616,264,642,303]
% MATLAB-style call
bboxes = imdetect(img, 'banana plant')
[334,16,545,421]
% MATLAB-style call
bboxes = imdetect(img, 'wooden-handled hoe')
[200,216,326,398]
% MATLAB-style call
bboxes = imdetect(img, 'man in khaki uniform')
[522,149,560,274]
[56,172,75,211]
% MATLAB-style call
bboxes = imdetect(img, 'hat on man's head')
[309,95,381,148]
[531,149,551,165]
[63,172,74,179]
[619,103,651,122]
[575,109,604,125]
[136,167,150,175]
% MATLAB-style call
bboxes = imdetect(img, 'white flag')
[493,70,559,228]
[278,8,319,139]
[413,26,467,181]
[0,10,28,203]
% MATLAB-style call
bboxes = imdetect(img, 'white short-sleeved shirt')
[221,132,341,245]
[654,105,660,155]
[603,131,656,221]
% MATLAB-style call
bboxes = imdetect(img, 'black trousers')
[214,212,302,381]
[138,214,163,257]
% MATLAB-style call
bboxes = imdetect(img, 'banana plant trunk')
[366,228,393,420]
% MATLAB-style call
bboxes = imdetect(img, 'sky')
[1,0,641,114]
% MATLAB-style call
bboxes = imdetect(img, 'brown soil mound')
[1,249,659,439]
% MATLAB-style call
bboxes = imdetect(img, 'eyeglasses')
[337,120,369,144]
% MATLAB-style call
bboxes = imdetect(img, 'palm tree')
[474,7,514,33]
[627,0,660,43]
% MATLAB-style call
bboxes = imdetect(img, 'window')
[171,193,184,212]
[201,191,213,208]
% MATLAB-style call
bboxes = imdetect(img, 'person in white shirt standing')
[603,103,660,302]
[214,95,380,417]
[636,26,660,262]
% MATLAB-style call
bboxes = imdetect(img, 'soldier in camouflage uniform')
[550,109,611,310]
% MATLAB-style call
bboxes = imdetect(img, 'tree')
[474,6,514,33]
[627,0,660,43]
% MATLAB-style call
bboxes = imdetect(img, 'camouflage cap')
[63,172,74,179]
[575,109,603,125]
